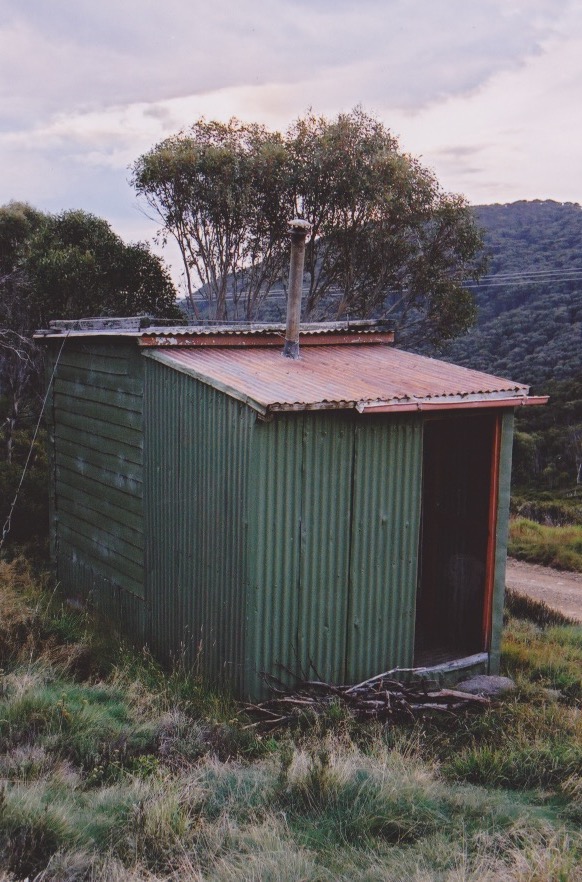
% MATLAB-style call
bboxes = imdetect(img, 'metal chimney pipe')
[283,218,311,359]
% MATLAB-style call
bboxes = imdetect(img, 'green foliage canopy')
[0,203,180,543]
[132,109,484,345]
[0,202,179,343]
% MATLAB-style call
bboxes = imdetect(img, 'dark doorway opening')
[414,413,499,665]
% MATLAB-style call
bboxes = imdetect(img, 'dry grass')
[0,560,581,880]
[0,557,95,675]
[509,517,582,571]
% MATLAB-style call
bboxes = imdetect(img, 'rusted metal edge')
[482,415,502,650]
[356,395,549,414]
[138,331,395,348]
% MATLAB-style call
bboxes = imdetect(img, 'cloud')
[386,7,582,204]
[0,0,568,127]
[0,0,580,258]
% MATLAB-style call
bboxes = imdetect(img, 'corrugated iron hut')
[38,317,545,698]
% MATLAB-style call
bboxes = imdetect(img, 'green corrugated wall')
[141,358,424,698]
[347,416,423,682]
[47,338,146,641]
[144,359,255,693]
[244,411,423,698]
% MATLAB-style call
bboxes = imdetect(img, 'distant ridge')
[443,200,582,388]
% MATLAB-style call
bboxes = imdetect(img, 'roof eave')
[355,394,548,414]
[263,394,548,415]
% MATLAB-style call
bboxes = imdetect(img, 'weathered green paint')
[47,339,146,633]
[243,411,423,698]
[489,410,515,673]
[144,360,254,692]
[347,416,423,681]
[245,412,359,696]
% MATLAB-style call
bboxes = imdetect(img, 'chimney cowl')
[288,218,311,233]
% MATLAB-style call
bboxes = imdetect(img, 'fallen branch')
[242,673,489,730]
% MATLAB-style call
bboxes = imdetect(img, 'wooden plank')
[58,529,143,592]
[76,341,142,376]
[57,497,143,556]
[55,457,142,498]
[55,436,143,475]
[57,487,144,539]
[482,415,502,649]
[55,364,143,395]
[50,317,144,331]
[55,409,144,450]
[54,378,143,412]
[54,394,143,430]
[57,351,129,376]
[58,522,144,585]
[57,471,143,518]
[55,424,143,466]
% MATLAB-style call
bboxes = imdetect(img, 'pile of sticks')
[243,669,489,730]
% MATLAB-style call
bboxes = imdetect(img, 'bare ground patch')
[506,557,582,622]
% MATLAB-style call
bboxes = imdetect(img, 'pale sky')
[1,0,581,279]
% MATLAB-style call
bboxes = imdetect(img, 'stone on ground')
[456,674,516,696]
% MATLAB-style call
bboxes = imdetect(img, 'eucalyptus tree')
[132,119,292,320]
[132,109,484,343]
[285,109,483,346]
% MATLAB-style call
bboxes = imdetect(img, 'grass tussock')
[505,587,577,628]
[0,557,100,676]
[0,559,581,880]
[502,614,582,700]
[508,516,582,571]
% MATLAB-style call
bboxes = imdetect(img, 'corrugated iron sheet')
[245,413,357,695]
[244,411,423,695]
[245,414,305,697]
[347,416,423,680]
[38,319,392,341]
[297,415,356,685]
[143,345,530,414]
[144,359,255,691]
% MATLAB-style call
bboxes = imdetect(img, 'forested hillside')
[444,200,582,493]
[444,200,582,387]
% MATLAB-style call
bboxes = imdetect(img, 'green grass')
[0,557,581,880]
[509,516,582,571]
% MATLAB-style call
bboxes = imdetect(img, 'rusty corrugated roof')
[142,344,539,416]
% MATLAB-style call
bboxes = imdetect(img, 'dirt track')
[506,557,582,623]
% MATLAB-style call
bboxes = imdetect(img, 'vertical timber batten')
[482,414,502,650]
[489,410,515,673]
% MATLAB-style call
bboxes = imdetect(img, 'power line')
[477,268,582,280]
[0,331,70,555]
[464,273,582,288]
